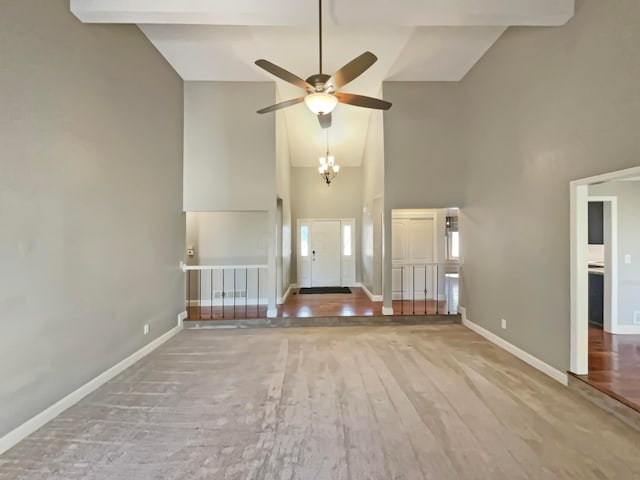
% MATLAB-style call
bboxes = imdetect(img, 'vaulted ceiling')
[71,0,574,166]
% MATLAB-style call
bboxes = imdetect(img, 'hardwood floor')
[577,326,640,412]
[2,325,638,479]
[278,287,380,317]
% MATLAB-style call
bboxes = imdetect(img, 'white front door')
[311,220,341,286]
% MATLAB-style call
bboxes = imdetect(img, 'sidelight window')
[301,226,309,256]
[343,224,352,256]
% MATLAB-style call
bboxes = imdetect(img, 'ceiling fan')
[255,0,392,129]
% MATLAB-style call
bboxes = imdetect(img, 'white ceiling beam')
[71,0,574,27]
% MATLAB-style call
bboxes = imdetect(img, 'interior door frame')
[297,218,356,288]
[391,210,439,300]
[570,166,640,375]
[587,196,617,335]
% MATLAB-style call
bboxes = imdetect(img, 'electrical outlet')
[501,319,507,329]
[143,323,150,335]
[625,254,632,264]
[634,312,640,326]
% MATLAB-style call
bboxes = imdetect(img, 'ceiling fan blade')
[318,112,332,129]
[257,96,305,114]
[324,52,377,91]
[255,59,313,91]
[335,92,392,110]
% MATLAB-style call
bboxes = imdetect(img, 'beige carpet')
[1,325,638,479]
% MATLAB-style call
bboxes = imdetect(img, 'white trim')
[390,211,439,302]
[570,183,589,374]
[610,324,640,334]
[187,298,268,307]
[569,165,640,375]
[571,165,640,186]
[391,292,446,301]
[391,209,437,220]
[392,261,461,267]
[360,283,383,302]
[459,306,568,386]
[278,284,294,304]
[0,319,184,455]
[382,306,394,315]
[266,308,278,318]
[177,310,188,326]
[298,218,356,288]
[183,263,268,271]
[588,196,618,334]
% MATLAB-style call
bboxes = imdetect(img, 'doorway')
[391,211,437,300]
[297,218,356,287]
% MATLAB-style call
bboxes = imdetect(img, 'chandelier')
[318,129,340,185]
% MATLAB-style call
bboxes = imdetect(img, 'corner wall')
[0,0,184,438]
[460,0,640,370]
[382,82,467,308]
[183,81,279,312]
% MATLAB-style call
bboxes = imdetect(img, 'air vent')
[214,290,247,299]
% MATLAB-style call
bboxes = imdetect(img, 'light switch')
[625,254,631,264]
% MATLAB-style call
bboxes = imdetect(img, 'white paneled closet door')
[392,216,435,299]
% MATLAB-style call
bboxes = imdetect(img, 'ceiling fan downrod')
[318,0,323,75]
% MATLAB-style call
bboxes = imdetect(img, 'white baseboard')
[360,283,383,302]
[382,306,394,315]
[610,324,640,334]
[187,298,268,307]
[0,318,184,455]
[177,310,187,326]
[267,308,278,318]
[392,294,443,301]
[458,306,568,386]
[278,284,294,304]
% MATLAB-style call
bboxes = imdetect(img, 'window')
[301,226,309,256]
[448,231,460,259]
[343,224,352,256]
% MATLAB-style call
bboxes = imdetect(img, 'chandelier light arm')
[318,127,339,186]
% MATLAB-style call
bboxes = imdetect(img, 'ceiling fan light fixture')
[304,92,338,115]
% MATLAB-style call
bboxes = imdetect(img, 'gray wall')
[460,0,640,370]
[589,181,640,327]
[382,82,466,307]
[183,81,276,212]
[290,167,363,283]
[0,0,184,438]
[183,81,278,311]
[185,211,269,265]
